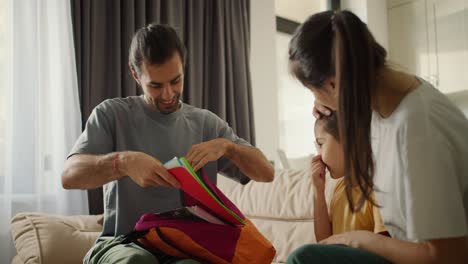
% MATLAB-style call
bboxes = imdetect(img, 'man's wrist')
[96,153,124,180]
[112,151,132,179]
[223,139,236,158]
[113,153,123,177]
[117,151,133,177]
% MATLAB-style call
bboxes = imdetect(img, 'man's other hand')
[185,138,233,171]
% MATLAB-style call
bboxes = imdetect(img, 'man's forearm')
[225,143,274,182]
[62,153,124,190]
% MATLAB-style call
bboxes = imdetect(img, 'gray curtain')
[70,0,255,215]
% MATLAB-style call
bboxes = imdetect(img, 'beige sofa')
[10,169,336,264]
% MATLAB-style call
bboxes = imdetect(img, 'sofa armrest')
[10,212,103,264]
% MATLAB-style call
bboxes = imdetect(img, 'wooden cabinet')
[387,0,468,94]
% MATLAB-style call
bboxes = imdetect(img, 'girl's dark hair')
[129,24,186,75]
[289,10,387,211]
[315,112,339,141]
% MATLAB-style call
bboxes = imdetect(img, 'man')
[62,24,274,264]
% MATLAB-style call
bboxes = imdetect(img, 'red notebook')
[164,157,245,226]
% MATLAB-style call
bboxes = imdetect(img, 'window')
[276,18,316,161]
[0,0,11,191]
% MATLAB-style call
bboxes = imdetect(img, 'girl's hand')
[310,155,326,193]
[319,230,379,249]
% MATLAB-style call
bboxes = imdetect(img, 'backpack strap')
[122,230,148,243]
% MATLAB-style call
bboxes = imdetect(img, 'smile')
[160,99,176,106]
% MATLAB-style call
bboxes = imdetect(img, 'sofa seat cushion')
[10,212,102,264]
[249,217,316,263]
[11,255,23,264]
[218,169,336,263]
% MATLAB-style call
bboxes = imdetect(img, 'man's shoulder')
[183,103,220,119]
[183,103,208,114]
[95,96,142,114]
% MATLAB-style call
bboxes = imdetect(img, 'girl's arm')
[310,155,332,241]
[313,188,332,241]
[321,230,468,263]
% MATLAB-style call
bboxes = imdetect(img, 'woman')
[287,10,468,263]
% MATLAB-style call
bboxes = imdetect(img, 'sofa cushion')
[249,218,316,262]
[11,255,23,264]
[10,212,102,264]
[218,169,336,263]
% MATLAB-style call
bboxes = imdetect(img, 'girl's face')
[315,124,345,179]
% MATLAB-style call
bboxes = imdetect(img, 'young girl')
[311,113,388,243]
[287,10,468,263]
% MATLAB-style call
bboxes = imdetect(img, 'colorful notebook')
[153,205,227,225]
[164,157,245,226]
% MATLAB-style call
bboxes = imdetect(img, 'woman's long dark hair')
[289,10,387,211]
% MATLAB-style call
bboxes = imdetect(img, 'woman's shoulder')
[374,79,468,144]
[403,80,465,121]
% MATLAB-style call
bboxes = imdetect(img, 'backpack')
[127,170,276,264]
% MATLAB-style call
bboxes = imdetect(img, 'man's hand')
[185,138,233,171]
[313,101,332,118]
[120,151,180,188]
[311,155,326,194]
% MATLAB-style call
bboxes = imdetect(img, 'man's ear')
[130,65,142,86]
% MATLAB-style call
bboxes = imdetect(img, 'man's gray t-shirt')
[69,96,251,237]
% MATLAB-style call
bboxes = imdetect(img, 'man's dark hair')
[129,24,186,75]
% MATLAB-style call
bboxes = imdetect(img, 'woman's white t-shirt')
[372,79,468,241]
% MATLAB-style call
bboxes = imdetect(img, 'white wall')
[342,0,389,50]
[459,104,468,117]
[276,32,316,159]
[275,0,328,22]
[366,0,389,50]
[250,0,280,165]
[341,0,368,20]
[448,91,468,117]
